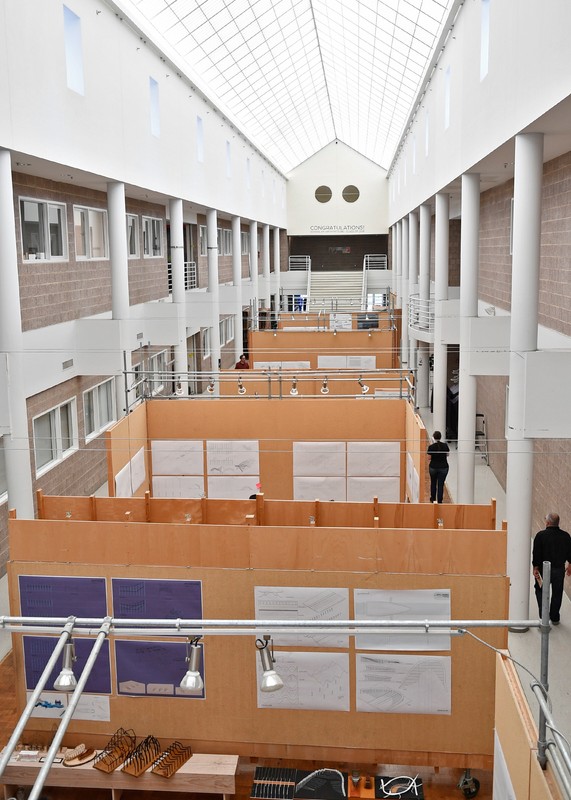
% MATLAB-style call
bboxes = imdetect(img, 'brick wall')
[26,376,112,515]
[127,198,169,306]
[477,150,571,533]
[13,174,169,330]
[291,234,388,271]
[425,217,461,287]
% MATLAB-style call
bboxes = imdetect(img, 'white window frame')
[226,315,235,344]
[149,350,168,394]
[219,316,235,345]
[199,225,207,256]
[83,378,116,441]
[223,228,232,256]
[241,231,250,255]
[74,205,108,260]
[142,216,163,257]
[133,363,144,401]
[201,328,211,359]
[33,399,78,477]
[126,214,139,258]
[0,436,7,505]
[20,198,68,262]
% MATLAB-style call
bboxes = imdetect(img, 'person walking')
[532,512,571,624]
[427,431,449,504]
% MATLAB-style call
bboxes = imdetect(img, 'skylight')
[124,0,454,173]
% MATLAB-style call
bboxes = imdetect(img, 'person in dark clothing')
[427,430,450,503]
[532,512,571,624]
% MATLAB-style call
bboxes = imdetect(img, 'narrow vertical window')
[126,214,139,257]
[480,0,490,80]
[444,66,451,130]
[226,141,232,178]
[63,5,84,95]
[197,116,204,163]
[149,77,160,137]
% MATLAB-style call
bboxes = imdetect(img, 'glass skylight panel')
[127,0,455,171]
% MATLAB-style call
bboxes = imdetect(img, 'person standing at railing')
[235,354,250,369]
[427,430,449,503]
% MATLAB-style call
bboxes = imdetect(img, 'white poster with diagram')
[356,653,451,714]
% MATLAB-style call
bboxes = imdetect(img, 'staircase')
[309,270,363,310]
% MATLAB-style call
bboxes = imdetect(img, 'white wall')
[0,0,287,227]
[287,141,389,235]
[388,0,571,222]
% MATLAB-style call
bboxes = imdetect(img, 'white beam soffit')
[126,0,453,173]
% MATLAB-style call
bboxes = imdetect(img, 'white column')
[417,204,431,408]
[232,216,244,363]
[395,221,402,308]
[400,216,409,366]
[273,227,281,316]
[207,208,221,392]
[169,198,188,392]
[0,150,34,517]
[506,132,544,623]
[408,211,419,380]
[433,192,450,437]
[261,223,270,307]
[107,181,132,415]
[419,204,431,302]
[457,173,480,503]
[391,225,397,298]
[249,220,259,327]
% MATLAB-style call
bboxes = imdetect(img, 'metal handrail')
[408,293,434,333]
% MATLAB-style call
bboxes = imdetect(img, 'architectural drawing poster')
[354,588,451,651]
[255,586,350,647]
[356,653,451,715]
[257,651,350,711]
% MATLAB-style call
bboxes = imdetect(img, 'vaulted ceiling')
[123,0,454,173]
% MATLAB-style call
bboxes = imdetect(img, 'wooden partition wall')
[494,654,560,799]
[405,403,427,503]
[106,398,423,502]
[8,517,508,769]
[248,329,398,370]
[37,492,498,530]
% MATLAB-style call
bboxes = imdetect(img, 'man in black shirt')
[532,512,571,624]
[427,430,450,503]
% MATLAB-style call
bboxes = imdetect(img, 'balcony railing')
[168,261,198,293]
[408,294,434,335]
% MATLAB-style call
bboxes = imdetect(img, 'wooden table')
[0,751,239,800]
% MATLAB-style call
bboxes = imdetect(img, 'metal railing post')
[27,618,112,800]
[0,618,76,777]
[537,560,551,768]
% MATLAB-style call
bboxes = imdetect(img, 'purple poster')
[19,575,107,618]
[23,636,112,694]
[115,639,205,699]
[111,578,202,620]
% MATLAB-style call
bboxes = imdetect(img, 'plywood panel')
[9,520,507,576]
[249,330,395,370]
[106,402,149,497]
[494,653,537,800]
[10,557,506,765]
